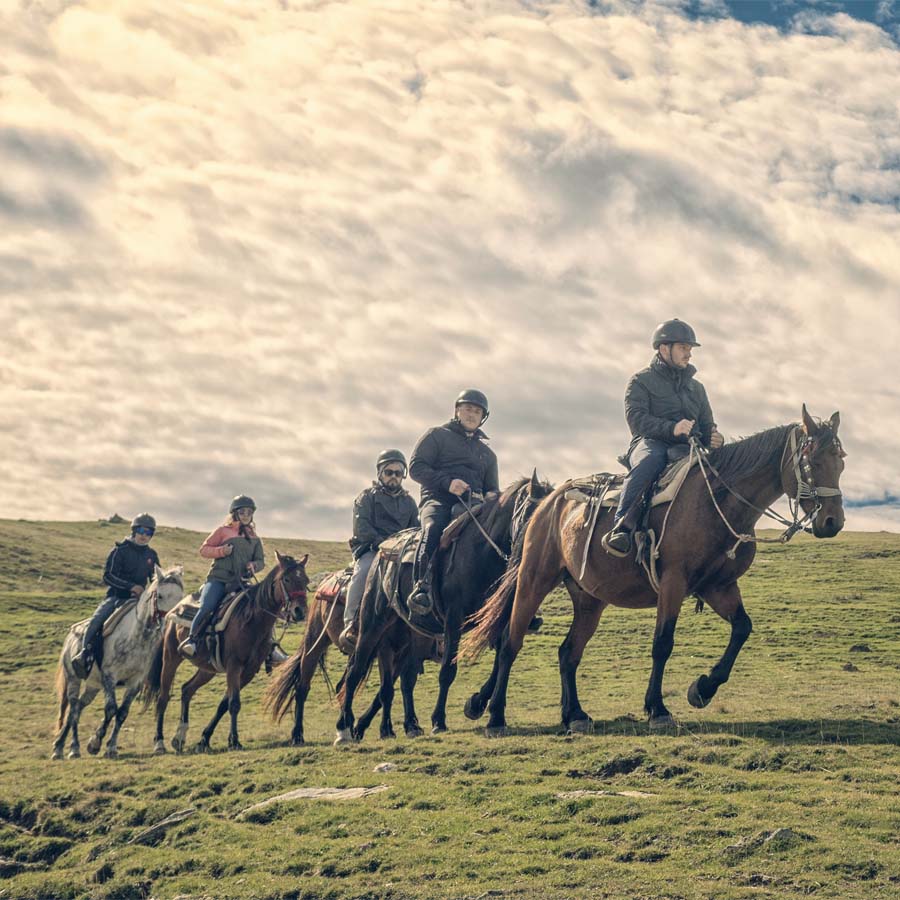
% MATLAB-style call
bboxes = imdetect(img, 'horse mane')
[705,424,795,483]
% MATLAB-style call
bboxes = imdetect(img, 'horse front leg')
[687,583,752,710]
[104,684,140,758]
[355,651,391,741]
[153,629,181,755]
[87,673,118,756]
[334,619,390,746]
[400,653,423,738]
[226,666,246,751]
[174,668,215,753]
[431,619,460,734]
[559,579,605,733]
[644,575,688,729]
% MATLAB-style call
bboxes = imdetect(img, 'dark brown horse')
[145,551,309,752]
[462,407,845,735]
[265,571,439,744]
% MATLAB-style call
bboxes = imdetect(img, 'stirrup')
[407,584,433,616]
[601,528,631,558]
[179,638,198,658]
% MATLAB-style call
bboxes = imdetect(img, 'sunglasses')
[382,469,405,478]
[134,527,155,536]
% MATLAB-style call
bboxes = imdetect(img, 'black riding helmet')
[131,512,156,532]
[652,319,700,349]
[376,449,408,475]
[229,494,256,514]
[455,389,489,423]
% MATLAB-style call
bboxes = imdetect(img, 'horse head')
[499,470,554,549]
[274,550,310,622]
[153,564,184,614]
[785,405,846,538]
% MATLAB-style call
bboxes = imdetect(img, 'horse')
[461,406,845,735]
[51,565,185,760]
[265,575,441,745]
[334,472,553,744]
[144,551,309,753]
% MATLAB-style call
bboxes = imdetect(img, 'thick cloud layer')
[2,0,898,539]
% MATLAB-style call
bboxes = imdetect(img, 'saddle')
[169,589,246,633]
[102,598,138,638]
[375,529,443,638]
[316,567,353,606]
[564,453,697,509]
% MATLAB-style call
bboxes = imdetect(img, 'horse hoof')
[67,748,81,759]
[649,714,678,732]
[380,730,396,741]
[104,747,118,759]
[687,679,711,709]
[290,736,305,747]
[50,748,63,761]
[153,741,167,755]
[485,725,508,738]
[464,695,485,721]
[333,729,355,747]
[405,725,424,739]
[171,738,184,754]
[567,716,594,735]
[86,738,101,756]
[228,742,244,752]
[193,741,210,754]
[431,724,448,735]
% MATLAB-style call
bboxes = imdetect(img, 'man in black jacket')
[602,319,724,557]
[407,389,499,616]
[339,450,419,650]
[71,513,162,678]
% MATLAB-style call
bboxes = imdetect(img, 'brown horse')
[462,406,845,735]
[145,551,309,752]
[265,575,440,744]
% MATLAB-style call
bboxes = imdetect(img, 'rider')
[338,449,420,651]
[179,495,269,659]
[602,319,724,557]
[407,390,499,619]
[71,513,161,679]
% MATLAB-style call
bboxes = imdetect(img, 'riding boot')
[601,525,632,557]
[338,619,358,654]
[70,645,93,680]
[408,563,434,616]
[179,607,212,658]
[265,642,290,673]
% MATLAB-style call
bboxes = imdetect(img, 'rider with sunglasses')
[71,513,161,679]
[339,450,420,651]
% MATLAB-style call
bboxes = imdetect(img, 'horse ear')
[801,404,818,435]
[300,553,309,567]
[829,411,840,433]
[275,549,284,566]
[154,563,164,581]
[530,468,540,494]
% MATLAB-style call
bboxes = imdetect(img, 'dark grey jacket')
[624,356,716,448]
[103,538,161,600]
[410,420,500,508]
[349,483,420,559]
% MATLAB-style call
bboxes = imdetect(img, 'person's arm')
[249,537,265,573]
[409,429,454,495]
[624,378,680,442]
[352,492,379,552]
[483,452,500,495]
[406,496,421,530]
[200,527,232,559]
[696,384,720,448]
[102,546,132,592]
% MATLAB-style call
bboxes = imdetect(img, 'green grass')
[1,520,898,899]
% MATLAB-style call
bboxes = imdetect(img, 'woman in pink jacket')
[179,494,265,658]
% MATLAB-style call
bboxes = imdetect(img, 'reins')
[458,494,510,562]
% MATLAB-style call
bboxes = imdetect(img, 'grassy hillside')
[0,520,898,899]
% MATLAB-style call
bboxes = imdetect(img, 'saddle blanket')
[564,454,697,509]
[316,567,353,606]
[102,599,138,637]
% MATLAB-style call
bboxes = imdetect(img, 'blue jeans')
[612,438,672,528]
[344,550,376,626]
[82,590,129,652]
[189,579,228,639]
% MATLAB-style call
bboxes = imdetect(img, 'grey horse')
[51,565,184,759]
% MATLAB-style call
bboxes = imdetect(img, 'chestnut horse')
[462,407,845,735]
[145,551,309,752]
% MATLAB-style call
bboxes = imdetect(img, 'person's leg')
[338,550,377,650]
[180,580,227,656]
[71,592,120,678]
[603,439,670,555]
[409,503,452,614]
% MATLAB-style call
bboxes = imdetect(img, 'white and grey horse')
[51,565,184,760]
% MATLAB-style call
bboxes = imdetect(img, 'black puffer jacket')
[349,484,420,559]
[624,356,716,448]
[410,419,500,508]
[103,538,161,600]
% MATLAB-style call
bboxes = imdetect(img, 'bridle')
[273,563,309,620]
[458,484,539,563]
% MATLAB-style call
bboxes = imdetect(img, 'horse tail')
[55,650,69,730]
[141,633,165,708]
[264,645,305,722]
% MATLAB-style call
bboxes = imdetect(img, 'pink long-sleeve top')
[200,523,258,558]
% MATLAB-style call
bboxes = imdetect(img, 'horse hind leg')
[559,577,605,733]
[154,627,182,754]
[51,671,80,760]
[687,583,752,710]
[104,684,140,758]
[87,672,118,756]
[175,668,215,753]
[292,622,332,746]
[400,653,423,738]
[356,651,391,741]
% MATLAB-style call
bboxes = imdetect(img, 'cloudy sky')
[2,0,899,540]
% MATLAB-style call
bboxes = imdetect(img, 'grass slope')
[0,519,898,899]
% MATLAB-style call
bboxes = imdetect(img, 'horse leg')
[87,672,118,755]
[104,684,140,758]
[687,583,752,710]
[335,618,392,746]
[175,668,215,753]
[559,578,605,733]
[226,666,245,751]
[431,617,459,734]
[152,629,181,754]
[400,652,423,738]
[644,574,688,728]
[464,644,502,721]
[292,628,331,746]
[356,652,390,741]
[52,671,78,759]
